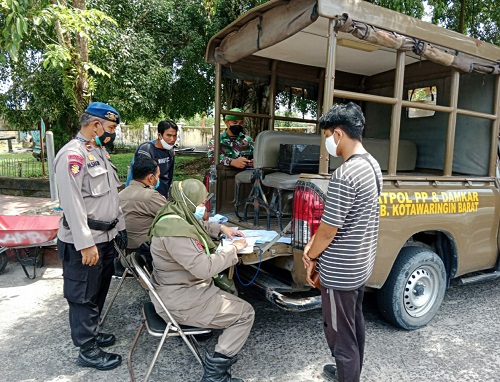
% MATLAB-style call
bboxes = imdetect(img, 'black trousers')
[321,285,366,382]
[58,239,116,347]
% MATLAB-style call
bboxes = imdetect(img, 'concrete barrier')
[0,177,50,197]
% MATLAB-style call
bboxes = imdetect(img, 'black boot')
[96,332,116,347]
[200,351,244,382]
[323,364,338,381]
[76,339,122,371]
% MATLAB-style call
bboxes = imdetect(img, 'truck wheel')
[377,246,446,330]
[0,253,7,274]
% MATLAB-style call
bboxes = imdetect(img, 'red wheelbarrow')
[0,215,60,279]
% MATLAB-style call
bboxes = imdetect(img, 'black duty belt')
[62,214,119,231]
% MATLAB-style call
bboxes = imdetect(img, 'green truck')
[205,0,500,330]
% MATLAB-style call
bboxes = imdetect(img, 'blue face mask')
[153,177,160,190]
[193,206,206,220]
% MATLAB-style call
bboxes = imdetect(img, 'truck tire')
[0,253,7,274]
[377,246,447,330]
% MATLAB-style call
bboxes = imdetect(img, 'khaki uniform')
[54,133,125,249]
[150,220,255,357]
[54,132,125,347]
[118,179,166,249]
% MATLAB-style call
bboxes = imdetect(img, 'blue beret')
[85,102,120,124]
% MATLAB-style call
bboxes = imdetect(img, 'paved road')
[1,260,499,382]
[0,195,58,215]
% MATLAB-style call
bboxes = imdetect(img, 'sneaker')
[323,364,338,381]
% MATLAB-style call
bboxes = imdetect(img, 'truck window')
[407,86,437,118]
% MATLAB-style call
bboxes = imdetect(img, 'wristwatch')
[306,254,317,261]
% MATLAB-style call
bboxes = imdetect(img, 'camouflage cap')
[85,102,120,124]
[225,108,244,121]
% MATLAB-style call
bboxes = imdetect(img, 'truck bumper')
[237,266,322,312]
[266,289,322,312]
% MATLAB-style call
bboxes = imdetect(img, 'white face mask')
[193,206,206,220]
[180,189,205,219]
[160,138,174,150]
[325,134,340,157]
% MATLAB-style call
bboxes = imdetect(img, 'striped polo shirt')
[318,153,382,290]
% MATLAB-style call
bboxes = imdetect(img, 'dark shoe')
[76,340,122,371]
[323,364,338,381]
[96,333,116,347]
[200,351,244,382]
[113,257,126,277]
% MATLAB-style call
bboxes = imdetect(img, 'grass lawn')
[110,153,210,181]
[0,151,210,182]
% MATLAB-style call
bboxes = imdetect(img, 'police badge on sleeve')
[68,154,84,177]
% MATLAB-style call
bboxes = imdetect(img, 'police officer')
[54,102,128,370]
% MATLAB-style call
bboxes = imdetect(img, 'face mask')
[160,138,174,150]
[95,123,116,146]
[153,176,160,190]
[229,125,244,136]
[193,206,206,220]
[180,188,205,217]
[325,134,340,157]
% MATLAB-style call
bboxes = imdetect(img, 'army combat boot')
[200,351,244,382]
[76,339,122,371]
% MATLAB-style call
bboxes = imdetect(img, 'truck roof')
[206,0,500,77]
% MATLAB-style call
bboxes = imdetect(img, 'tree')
[1,0,497,153]
[1,1,116,117]
[364,0,425,19]
[427,0,499,45]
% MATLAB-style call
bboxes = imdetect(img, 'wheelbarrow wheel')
[0,252,7,274]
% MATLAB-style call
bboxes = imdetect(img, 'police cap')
[85,102,120,124]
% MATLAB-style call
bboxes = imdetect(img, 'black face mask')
[229,125,244,136]
[96,131,116,146]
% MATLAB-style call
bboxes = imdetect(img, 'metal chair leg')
[234,183,242,218]
[144,323,172,382]
[277,189,284,231]
[128,319,146,382]
[187,336,204,366]
[99,267,131,326]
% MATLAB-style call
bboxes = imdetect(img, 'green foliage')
[427,0,499,45]
[0,0,30,63]
[1,0,497,156]
[109,153,208,182]
[0,151,206,181]
[366,0,498,45]
[1,0,119,138]
[183,113,215,128]
[364,0,424,18]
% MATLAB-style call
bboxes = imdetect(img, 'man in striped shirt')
[303,102,382,382]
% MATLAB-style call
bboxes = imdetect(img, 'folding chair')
[99,242,141,326]
[128,252,212,382]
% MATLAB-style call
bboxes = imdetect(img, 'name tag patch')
[87,160,101,168]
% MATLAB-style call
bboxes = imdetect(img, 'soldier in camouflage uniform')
[208,108,254,169]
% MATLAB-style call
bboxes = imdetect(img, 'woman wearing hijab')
[149,179,255,382]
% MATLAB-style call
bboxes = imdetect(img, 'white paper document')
[238,230,291,245]
[222,238,257,254]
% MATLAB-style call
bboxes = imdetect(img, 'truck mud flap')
[237,266,322,312]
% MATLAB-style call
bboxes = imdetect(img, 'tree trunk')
[73,0,90,115]
[458,0,466,34]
